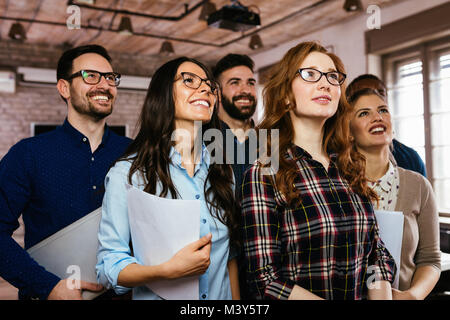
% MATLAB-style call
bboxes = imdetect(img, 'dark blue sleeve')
[392,139,427,177]
[0,141,60,300]
[415,155,427,177]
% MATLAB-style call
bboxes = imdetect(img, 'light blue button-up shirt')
[96,144,233,300]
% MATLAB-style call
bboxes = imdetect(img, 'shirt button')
[201,294,207,299]
[92,185,97,190]
[91,157,95,161]
[195,194,200,199]
[82,137,87,142]
[202,219,207,224]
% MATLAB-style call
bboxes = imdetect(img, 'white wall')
[250,0,449,82]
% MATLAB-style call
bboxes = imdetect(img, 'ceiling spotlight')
[199,0,217,21]
[343,0,363,12]
[159,41,175,55]
[118,16,133,35]
[249,34,263,50]
[8,22,27,41]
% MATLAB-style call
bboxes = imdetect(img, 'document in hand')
[126,184,201,300]
[374,210,404,289]
[26,207,104,300]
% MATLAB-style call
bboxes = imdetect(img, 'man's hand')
[47,279,103,300]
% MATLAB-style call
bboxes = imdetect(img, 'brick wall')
[0,84,145,158]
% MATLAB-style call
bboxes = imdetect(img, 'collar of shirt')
[369,160,396,193]
[287,143,338,164]
[169,143,210,175]
[61,118,111,150]
[219,119,255,131]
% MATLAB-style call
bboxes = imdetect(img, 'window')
[390,59,425,161]
[383,36,450,213]
[430,49,450,213]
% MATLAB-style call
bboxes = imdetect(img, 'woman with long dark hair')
[240,42,396,300]
[96,57,240,300]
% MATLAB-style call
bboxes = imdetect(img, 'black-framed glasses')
[297,68,346,86]
[66,69,121,87]
[176,72,218,95]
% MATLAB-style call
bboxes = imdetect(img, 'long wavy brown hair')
[259,41,377,205]
[116,57,241,247]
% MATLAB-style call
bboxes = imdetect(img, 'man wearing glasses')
[0,45,131,300]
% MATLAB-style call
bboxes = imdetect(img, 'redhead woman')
[96,57,240,300]
[240,42,396,300]
[348,88,440,299]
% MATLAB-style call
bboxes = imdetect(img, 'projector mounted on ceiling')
[207,1,261,32]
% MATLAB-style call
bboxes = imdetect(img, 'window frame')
[382,35,450,215]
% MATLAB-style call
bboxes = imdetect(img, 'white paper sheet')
[126,184,200,300]
[27,208,104,300]
[374,210,404,289]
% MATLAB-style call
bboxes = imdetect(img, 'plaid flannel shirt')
[240,145,396,300]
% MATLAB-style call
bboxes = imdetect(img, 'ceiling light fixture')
[8,22,27,40]
[207,0,261,32]
[249,34,263,50]
[199,0,217,21]
[159,41,175,55]
[118,16,133,35]
[343,0,363,12]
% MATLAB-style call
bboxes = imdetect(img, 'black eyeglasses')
[176,72,218,95]
[66,69,121,87]
[297,68,346,86]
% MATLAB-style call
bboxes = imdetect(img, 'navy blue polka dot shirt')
[0,119,131,299]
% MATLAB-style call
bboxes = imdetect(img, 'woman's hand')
[163,233,212,279]
[392,288,417,300]
[391,266,440,300]
[367,280,392,300]
[117,233,213,287]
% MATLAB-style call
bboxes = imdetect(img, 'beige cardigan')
[395,167,441,291]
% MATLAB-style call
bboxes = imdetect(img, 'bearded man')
[0,45,131,300]
[213,54,259,300]
[213,54,258,191]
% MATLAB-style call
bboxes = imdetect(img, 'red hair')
[259,41,377,204]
